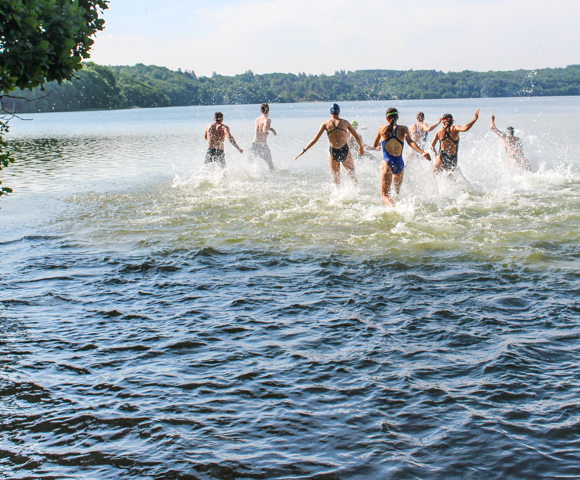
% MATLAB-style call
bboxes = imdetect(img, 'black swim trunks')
[250,142,271,159]
[440,151,458,170]
[329,144,349,163]
[205,149,225,167]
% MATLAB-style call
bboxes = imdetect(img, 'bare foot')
[382,195,395,207]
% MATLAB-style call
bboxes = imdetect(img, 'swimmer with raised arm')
[490,115,531,171]
[204,111,243,167]
[431,109,479,174]
[372,108,431,207]
[249,103,277,171]
[295,103,364,185]
[408,112,442,156]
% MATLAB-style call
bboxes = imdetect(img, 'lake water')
[1,97,580,479]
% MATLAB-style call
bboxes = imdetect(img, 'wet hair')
[506,126,514,135]
[416,112,425,121]
[214,112,223,121]
[442,113,454,126]
[261,103,269,113]
[384,108,399,138]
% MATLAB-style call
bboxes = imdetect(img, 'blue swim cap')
[330,103,340,115]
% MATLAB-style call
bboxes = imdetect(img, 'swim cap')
[330,103,340,115]
[351,120,358,128]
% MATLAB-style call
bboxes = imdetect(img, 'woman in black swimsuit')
[431,110,479,174]
[295,103,364,185]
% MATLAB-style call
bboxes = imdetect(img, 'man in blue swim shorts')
[295,103,364,185]
[372,108,431,207]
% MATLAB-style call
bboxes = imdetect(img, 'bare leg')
[433,155,443,174]
[380,161,395,207]
[393,171,405,195]
[342,154,358,186]
[262,150,275,172]
[328,154,341,185]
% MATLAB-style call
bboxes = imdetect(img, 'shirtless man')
[490,115,531,171]
[295,103,364,185]
[431,110,479,174]
[372,107,431,207]
[204,111,243,167]
[249,103,277,171]
[408,112,441,153]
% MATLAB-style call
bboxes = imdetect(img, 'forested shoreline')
[5,62,580,114]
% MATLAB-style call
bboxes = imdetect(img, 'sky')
[90,0,580,77]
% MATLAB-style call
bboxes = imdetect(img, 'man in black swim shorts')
[295,103,364,185]
[204,111,243,168]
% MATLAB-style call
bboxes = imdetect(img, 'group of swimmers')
[204,103,530,207]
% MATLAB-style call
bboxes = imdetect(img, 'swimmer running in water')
[249,103,277,171]
[490,115,531,171]
[407,112,442,160]
[431,110,479,174]
[371,108,431,207]
[347,120,375,161]
[295,103,364,185]
[204,112,243,168]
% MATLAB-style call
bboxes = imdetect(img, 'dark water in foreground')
[2,98,580,478]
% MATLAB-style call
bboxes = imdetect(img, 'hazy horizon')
[90,0,580,78]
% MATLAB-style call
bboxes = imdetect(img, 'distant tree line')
[6,62,580,114]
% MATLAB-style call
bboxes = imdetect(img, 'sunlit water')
[1,97,580,478]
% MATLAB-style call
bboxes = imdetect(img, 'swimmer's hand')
[358,146,364,157]
[295,149,306,161]
[239,148,244,154]
[271,128,277,136]
[474,109,480,119]
[422,152,431,161]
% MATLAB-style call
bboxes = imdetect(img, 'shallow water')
[1,97,580,479]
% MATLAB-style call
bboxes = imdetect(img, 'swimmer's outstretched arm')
[456,109,480,132]
[404,130,431,161]
[490,115,507,140]
[225,126,243,153]
[295,123,326,160]
[425,118,443,132]
[347,123,365,156]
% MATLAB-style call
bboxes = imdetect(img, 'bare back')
[206,122,228,149]
[325,118,350,149]
[253,114,271,144]
[504,135,524,159]
[379,124,409,156]
[436,126,460,155]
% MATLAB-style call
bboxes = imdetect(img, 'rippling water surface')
[1,98,580,479]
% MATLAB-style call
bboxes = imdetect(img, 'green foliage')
[0,0,108,93]
[0,121,14,197]
[0,0,108,197]
[8,64,580,115]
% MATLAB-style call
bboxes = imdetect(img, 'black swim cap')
[330,103,340,115]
